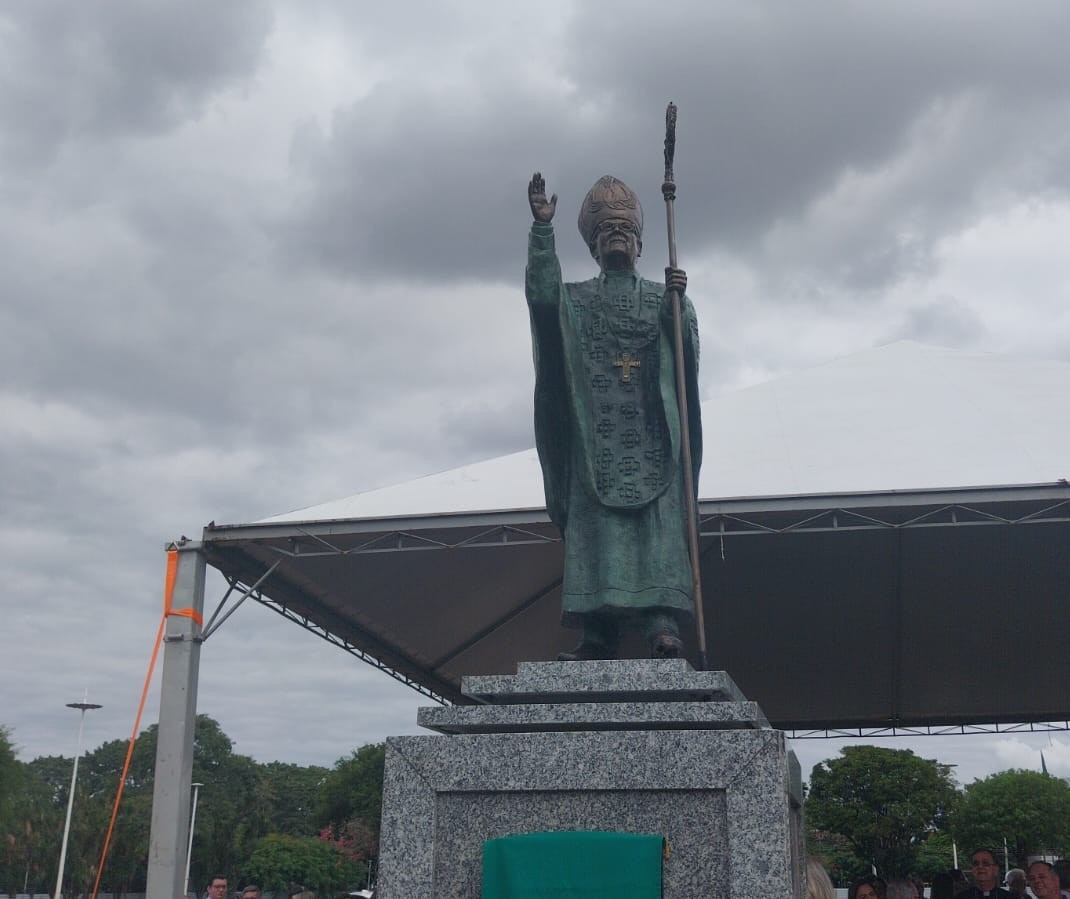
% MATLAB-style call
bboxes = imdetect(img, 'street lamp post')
[183,782,204,899]
[55,693,102,899]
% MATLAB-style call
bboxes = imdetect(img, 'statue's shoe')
[650,631,683,658]
[557,642,616,662]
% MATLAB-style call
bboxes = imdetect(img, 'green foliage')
[320,818,378,869]
[186,716,268,891]
[316,743,386,838]
[952,769,1070,866]
[0,728,40,896]
[912,831,957,880]
[259,761,329,837]
[806,745,959,878]
[0,726,18,806]
[805,826,870,886]
[0,754,69,895]
[243,833,359,894]
[0,718,386,895]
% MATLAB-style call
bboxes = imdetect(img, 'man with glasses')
[205,876,228,899]
[961,848,1010,898]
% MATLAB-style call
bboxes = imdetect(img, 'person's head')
[240,886,261,899]
[206,876,228,899]
[1029,861,1061,899]
[886,879,918,899]
[807,857,836,899]
[849,878,880,899]
[577,175,643,272]
[970,848,999,890]
[1054,858,1070,889]
[929,871,955,899]
[1005,867,1027,894]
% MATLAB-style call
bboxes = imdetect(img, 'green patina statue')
[525,172,702,661]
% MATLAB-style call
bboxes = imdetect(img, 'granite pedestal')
[377,660,805,898]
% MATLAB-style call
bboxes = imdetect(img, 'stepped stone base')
[376,660,805,899]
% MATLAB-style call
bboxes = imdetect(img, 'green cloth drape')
[481,830,664,898]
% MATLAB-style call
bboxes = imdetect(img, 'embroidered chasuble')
[481,830,664,898]
[525,221,702,625]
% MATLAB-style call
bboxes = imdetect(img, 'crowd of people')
[808,848,1070,898]
[198,879,370,899]
[197,851,1067,897]
[201,876,261,899]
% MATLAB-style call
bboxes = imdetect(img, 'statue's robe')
[525,221,702,626]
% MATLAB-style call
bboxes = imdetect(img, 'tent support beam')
[146,541,206,899]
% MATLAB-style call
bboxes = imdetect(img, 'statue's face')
[593,217,641,271]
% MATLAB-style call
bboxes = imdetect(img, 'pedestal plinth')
[376,659,804,898]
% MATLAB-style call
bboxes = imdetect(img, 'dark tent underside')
[202,483,1070,731]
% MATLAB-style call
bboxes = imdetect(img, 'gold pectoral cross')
[613,352,641,383]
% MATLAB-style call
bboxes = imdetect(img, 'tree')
[0,755,69,895]
[912,831,957,880]
[258,761,329,837]
[0,716,386,895]
[184,716,265,891]
[806,745,959,877]
[953,769,1070,866]
[315,743,386,836]
[806,826,870,886]
[0,727,33,896]
[77,727,160,896]
[243,833,359,895]
[0,726,18,808]
[319,818,377,882]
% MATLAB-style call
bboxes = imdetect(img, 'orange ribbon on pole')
[164,548,203,626]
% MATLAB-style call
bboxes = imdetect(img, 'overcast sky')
[3,0,1070,792]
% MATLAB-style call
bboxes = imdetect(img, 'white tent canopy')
[263,342,1068,522]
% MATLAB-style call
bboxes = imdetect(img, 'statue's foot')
[650,631,683,658]
[558,641,615,662]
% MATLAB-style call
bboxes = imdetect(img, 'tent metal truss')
[215,493,1070,562]
[703,496,1070,538]
[789,720,1070,740]
[197,488,1070,726]
[244,578,447,703]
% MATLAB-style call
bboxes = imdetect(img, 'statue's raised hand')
[528,172,557,224]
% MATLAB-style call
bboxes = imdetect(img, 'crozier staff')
[525,171,702,660]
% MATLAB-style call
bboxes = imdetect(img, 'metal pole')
[184,782,203,899]
[55,693,102,899]
[146,541,206,899]
[661,100,709,670]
